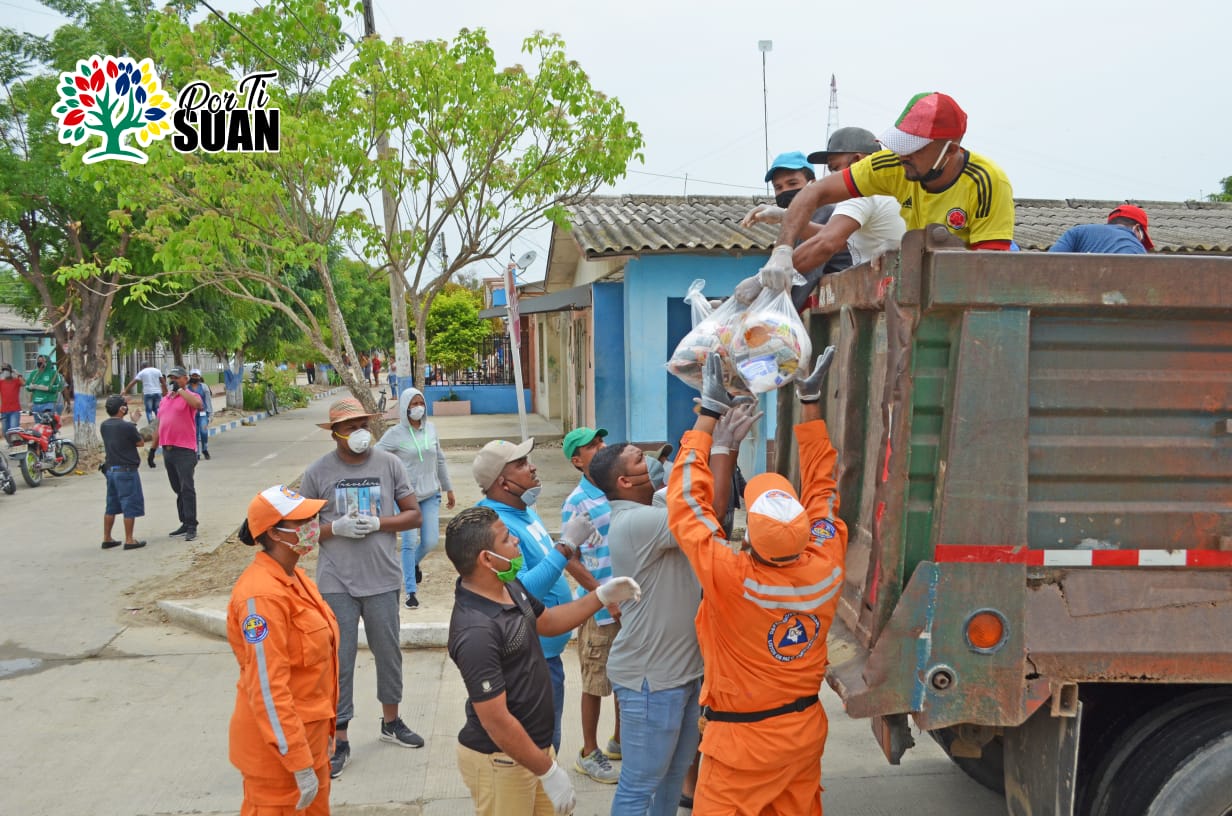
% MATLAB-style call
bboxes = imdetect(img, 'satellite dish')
[515,250,537,270]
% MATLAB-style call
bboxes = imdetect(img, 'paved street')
[0,395,1004,815]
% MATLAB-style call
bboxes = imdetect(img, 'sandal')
[101,540,122,550]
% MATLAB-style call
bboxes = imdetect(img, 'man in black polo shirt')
[99,394,147,551]
[445,506,642,816]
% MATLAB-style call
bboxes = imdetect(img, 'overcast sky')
[17,0,1230,279]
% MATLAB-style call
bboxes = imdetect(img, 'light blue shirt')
[561,477,614,625]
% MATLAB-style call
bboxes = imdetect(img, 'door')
[666,298,696,450]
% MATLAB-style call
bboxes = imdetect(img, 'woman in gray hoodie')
[375,387,455,608]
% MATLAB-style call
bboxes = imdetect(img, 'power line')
[627,169,764,192]
[198,0,301,84]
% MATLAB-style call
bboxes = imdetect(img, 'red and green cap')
[879,92,968,156]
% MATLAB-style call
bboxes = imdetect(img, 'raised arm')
[776,173,853,248]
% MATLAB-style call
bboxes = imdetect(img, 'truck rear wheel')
[1088,691,1232,816]
[929,727,1005,795]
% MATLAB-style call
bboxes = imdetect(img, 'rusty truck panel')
[779,227,1232,731]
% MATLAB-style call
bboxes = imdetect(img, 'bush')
[241,365,310,411]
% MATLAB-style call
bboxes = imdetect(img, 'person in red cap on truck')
[769,92,1015,286]
[666,350,848,815]
[1049,204,1154,255]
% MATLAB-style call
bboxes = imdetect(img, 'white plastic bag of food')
[665,282,747,393]
[728,286,811,393]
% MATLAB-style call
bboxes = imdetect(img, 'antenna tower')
[826,74,839,142]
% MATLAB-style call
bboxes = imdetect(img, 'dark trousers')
[163,446,198,529]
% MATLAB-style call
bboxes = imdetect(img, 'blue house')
[0,305,55,401]
[538,195,780,470]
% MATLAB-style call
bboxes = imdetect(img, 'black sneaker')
[202,450,210,460]
[380,717,424,748]
[169,525,189,536]
[184,528,198,542]
[123,540,147,550]
[329,739,350,779]
[404,593,419,610]
[101,539,122,550]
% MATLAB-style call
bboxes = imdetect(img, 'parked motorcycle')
[0,444,15,494]
[5,409,78,488]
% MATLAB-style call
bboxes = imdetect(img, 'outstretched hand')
[712,400,763,452]
[796,345,836,403]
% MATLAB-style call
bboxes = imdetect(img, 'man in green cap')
[560,426,622,784]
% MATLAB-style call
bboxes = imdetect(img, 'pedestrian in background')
[123,362,167,468]
[299,397,425,779]
[359,353,371,387]
[186,368,214,460]
[375,386,456,610]
[371,355,381,389]
[228,484,337,816]
[387,361,398,399]
[1049,204,1153,255]
[559,426,622,785]
[305,360,317,385]
[159,366,204,542]
[25,353,64,416]
[0,363,23,436]
[444,505,642,816]
[99,394,147,551]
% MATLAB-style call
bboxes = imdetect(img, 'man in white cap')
[299,397,425,779]
[666,350,849,814]
[474,438,598,757]
[771,91,1014,285]
[185,368,213,459]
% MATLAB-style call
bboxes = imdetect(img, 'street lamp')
[505,250,537,442]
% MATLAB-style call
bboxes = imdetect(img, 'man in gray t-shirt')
[299,398,423,779]
[588,441,703,813]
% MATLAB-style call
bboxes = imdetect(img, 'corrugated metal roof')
[565,195,1232,257]
[0,305,51,334]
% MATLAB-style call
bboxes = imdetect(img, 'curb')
[157,599,449,649]
[203,387,347,439]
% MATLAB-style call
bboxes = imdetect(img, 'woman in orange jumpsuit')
[227,485,339,815]
[667,351,847,815]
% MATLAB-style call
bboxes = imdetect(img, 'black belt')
[700,694,820,724]
[109,465,139,472]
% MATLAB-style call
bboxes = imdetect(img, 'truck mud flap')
[1003,700,1082,816]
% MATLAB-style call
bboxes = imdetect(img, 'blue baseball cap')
[764,151,815,183]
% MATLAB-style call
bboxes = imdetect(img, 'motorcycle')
[0,442,15,494]
[5,409,78,488]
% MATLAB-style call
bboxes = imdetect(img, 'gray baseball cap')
[166,366,188,378]
[807,127,882,164]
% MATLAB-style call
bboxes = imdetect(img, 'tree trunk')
[413,308,429,391]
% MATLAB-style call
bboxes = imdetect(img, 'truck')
[776,227,1232,815]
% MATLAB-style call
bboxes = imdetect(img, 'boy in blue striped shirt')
[561,426,622,784]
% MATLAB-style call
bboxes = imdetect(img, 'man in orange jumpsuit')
[228,485,341,815]
[667,349,847,815]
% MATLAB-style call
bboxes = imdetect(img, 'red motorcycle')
[5,409,78,487]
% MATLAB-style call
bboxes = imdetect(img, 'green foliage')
[243,365,308,411]
[425,287,488,373]
[1208,177,1232,203]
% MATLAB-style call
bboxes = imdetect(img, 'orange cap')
[743,472,811,561]
[247,485,326,539]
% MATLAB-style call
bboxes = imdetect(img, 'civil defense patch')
[811,519,837,542]
[242,613,269,644]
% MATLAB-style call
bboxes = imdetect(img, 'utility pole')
[758,40,772,193]
[362,0,414,400]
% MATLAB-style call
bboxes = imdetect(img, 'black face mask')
[37,361,46,369]
[774,188,802,209]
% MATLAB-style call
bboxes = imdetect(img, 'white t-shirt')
[834,195,906,267]
[136,367,164,394]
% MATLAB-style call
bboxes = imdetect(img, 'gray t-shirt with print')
[606,498,704,692]
[300,448,413,596]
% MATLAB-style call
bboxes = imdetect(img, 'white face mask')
[408,405,426,421]
[338,428,372,454]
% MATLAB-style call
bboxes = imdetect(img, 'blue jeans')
[143,393,161,418]
[196,414,209,453]
[611,677,701,816]
[400,494,439,594]
[1,411,19,435]
[31,401,57,417]
[548,655,565,754]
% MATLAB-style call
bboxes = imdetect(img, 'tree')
[425,286,487,375]
[344,28,643,390]
[0,2,154,451]
[1208,177,1232,202]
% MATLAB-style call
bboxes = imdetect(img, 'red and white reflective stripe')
[934,545,1232,568]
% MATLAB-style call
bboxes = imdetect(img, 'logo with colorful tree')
[52,55,175,165]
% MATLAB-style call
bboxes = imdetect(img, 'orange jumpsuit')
[227,551,340,815]
[667,421,849,816]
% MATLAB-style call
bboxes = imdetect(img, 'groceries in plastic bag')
[729,286,812,393]
[665,280,747,392]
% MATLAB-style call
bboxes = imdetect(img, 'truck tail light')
[965,609,1008,653]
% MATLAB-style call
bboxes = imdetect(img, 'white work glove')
[733,274,764,305]
[796,345,836,403]
[712,401,763,454]
[740,203,785,228]
[596,576,642,605]
[331,513,377,539]
[758,244,797,293]
[538,760,576,815]
[293,767,318,810]
[558,514,596,556]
